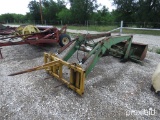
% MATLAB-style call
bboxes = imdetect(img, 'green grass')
[56,25,160,36]
[67,25,118,32]
[122,29,160,36]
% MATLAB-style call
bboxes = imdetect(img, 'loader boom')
[9,33,148,95]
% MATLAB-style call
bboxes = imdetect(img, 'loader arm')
[9,33,148,95]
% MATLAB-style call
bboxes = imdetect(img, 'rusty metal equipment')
[9,33,148,95]
[0,25,71,58]
[0,24,16,35]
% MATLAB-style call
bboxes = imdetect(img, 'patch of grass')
[156,48,160,54]
[67,25,118,32]
[57,25,160,36]
[122,29,160,36]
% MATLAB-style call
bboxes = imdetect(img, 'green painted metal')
[10,34,147,95]
[8,33,148,95]
[84,36,133,76]
[62,36,85,61]
[85,46,103,77]
[81,42,101,64]
[61,34,147,77]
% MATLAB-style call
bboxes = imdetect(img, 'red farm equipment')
[0,24,16,35]
[0,25,71,58]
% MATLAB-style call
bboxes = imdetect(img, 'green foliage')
[42,0,66,21]
[91,6,115,23]
[113,0,137,24]
[57,8,72,22]
[0,13,26,23]
[136,0,160,28]
[0,0,116,25]
[1,0,160,29]
[27,0,66,23]
[113,0,160,27]
[69,0,99,24]
[42,0,58,21]
[28,0,41,22]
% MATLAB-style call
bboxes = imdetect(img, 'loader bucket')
[130,42,148,60]
[110,41,148,61]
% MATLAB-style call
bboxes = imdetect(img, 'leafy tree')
[69,0,99,24]
[91,6,114,24]
[28,0,41,23]
[42,0,58,22]
[42,0,66,23]
[113,0,160,27]
[113,0,137,25]
[57,8,72,23]
[0,13,26,23]
[0,14,14,23]
[136,0,160,27]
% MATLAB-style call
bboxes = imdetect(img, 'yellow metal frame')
[44,52,85,95]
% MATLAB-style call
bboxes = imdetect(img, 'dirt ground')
[0,28,160,120]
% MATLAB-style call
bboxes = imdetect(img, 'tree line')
[0,0,160,28]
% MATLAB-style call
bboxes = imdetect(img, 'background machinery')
[0,25,71,58]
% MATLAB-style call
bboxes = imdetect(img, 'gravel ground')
[0,27,160,120]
